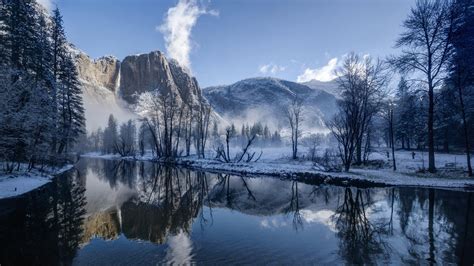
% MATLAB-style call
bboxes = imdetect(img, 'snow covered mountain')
[72,48,207,131]
[301,79,341,98]
[203,77,338,132]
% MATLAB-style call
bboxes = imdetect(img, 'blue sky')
[51,0,413,87]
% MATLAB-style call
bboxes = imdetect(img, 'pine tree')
[56,55,85,154]
[0,0,57,167]
[0,1,85,167]
[51,8,85,154]
[103,114,118,154]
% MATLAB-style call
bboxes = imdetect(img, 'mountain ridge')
[203,77,338,132]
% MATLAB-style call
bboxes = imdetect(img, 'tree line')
[328,0,473,175]
[0,0,85,171]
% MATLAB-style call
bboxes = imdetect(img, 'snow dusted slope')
[301,79,341,98]
[203,77,338,132]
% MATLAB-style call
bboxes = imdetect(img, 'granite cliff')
[73,49,206,130]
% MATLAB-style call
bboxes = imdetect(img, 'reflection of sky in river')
[3,158,465,265]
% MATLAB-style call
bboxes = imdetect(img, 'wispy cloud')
[259,63,286,75]
[296,57,339,83]
[158,0,218,72]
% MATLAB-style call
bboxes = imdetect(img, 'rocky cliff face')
[75,52,121,92]
[120,51,202,105]
[73,49,206,130]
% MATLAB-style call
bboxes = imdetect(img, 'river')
[0,158,473,265]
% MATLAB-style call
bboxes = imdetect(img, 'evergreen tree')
[0,1,85,167]
[394,78,418,149]
[52,7,85,154]
[447,0,474,175]
[103,114,118,154]
[56,55,85,154]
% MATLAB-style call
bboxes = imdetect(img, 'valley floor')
[82,147,474,190]
[0,164,73,199]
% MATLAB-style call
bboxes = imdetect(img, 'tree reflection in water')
[1,158,474,265]
[284,181,303,231]
[118,165,214,244]
[0,169,86,265]
[333,188,390,264]
[397,188,474,265]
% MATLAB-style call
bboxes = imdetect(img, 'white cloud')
[296,57,339,83]
[259,63,286,75]
[158,0,218,72]
[300,209,338,232]
[36,0,54,11]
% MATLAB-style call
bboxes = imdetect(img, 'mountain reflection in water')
[0,158,473,265]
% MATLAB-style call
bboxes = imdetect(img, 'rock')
[72,48,210,131]
[74,52,120,92]
[120,51,203,105]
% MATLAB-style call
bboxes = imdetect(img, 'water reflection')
[0,158,473,265]
[0,169,86,265]
[333,188,390,264]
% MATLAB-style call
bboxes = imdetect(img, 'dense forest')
[0,0,85,171]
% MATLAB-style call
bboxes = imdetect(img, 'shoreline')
[81,153,474,191]
[0,164,75,200]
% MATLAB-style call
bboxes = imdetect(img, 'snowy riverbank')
[81,148,474,190]
[0,164,74,199]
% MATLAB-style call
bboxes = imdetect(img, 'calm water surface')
[0,158,473,265]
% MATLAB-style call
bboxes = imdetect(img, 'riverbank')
[0,164,74,199]
[81,149,474,190]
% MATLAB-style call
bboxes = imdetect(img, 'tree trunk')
[356,141,362,165]
[428,82,436,173]
[390,109,396,171]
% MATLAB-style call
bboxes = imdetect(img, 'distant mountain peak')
[203,77,338,132]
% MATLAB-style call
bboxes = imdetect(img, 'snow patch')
[0,164,74,199]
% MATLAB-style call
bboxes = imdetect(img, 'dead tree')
[136,90,187,159]
[195,103,211,158]
[115,120,136,157]
[328,53,388,171]
[215,127,262,163]
[286,96,304,160]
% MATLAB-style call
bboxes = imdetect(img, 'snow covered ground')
[81,147,474,190]
[0,164,74,199]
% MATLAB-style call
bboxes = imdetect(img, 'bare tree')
[328,110,356,172]
[328,53,388,171]
[115,119,136,157]
[136,90,187,159]
[343,54,387,165]
[215,126,262,163]
[183,106,193,156]
[195,103,211,158]
[286,96,304,160]
[389,0,459,173]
